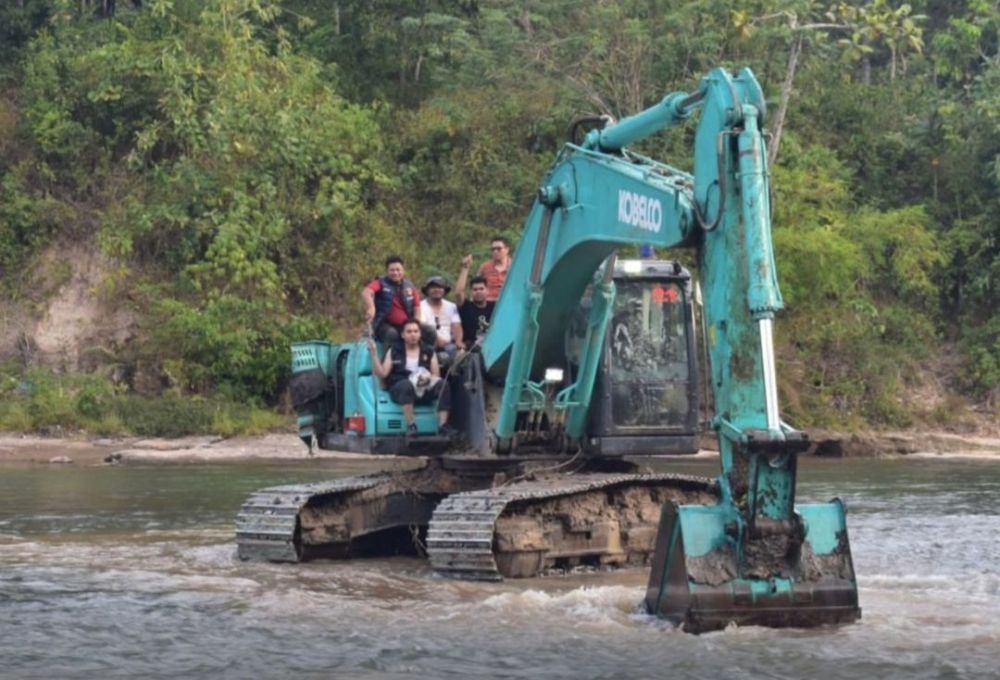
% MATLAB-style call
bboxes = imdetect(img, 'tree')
[732,2,849,165]
[832,0,926,84]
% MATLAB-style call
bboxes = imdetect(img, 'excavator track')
[236,474,390,562]
[235,462,510,563]
[426,472,717,581]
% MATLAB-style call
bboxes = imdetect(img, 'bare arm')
[361,286,376,324]
[452,320,464,349]
[430,352,441,378]
[368,340,392,379]
[455,254,472,305]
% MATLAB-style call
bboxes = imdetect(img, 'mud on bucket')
[644,499,861,633]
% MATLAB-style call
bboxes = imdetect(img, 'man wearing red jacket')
[362,255,421,344]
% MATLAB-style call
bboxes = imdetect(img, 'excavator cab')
[582,259,700,455]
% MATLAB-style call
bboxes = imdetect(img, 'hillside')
[1,1,998,435]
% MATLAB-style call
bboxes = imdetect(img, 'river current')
[1,455,998,679]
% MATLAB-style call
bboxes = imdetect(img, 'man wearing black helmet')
[419,276,463,362]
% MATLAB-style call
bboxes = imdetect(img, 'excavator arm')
[479,67,860,630]
[483,68,782,455]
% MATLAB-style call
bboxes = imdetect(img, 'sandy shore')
[0,432,384,466]
[806,429,1000,459]
[0,429,998,466]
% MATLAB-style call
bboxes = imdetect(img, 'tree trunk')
[768,34,802,167]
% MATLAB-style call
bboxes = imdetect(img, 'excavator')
[236,67,860,633]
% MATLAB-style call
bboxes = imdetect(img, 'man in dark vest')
[367,318,452,435]
[362,255,422,344]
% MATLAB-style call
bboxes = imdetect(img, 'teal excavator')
[236,68,860,633]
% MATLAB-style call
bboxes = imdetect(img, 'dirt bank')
[806,430,1000,458]
[0,429,998,466]
[0,433,384,466]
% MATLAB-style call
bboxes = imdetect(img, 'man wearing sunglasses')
[476,236,511,302]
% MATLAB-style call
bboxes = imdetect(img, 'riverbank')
[1,429,999,466]
[806,429,1000,458]
[0,432,384,466]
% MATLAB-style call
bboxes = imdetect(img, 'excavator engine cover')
[644,499,861,633]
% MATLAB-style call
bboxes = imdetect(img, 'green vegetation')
[1,0,998,436]
[0,365,285,436]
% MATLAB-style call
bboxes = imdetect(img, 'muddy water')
[1,457,998,679]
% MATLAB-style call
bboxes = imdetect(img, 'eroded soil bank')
[1,429,999,466]
[805,429,1000,458]
[0,432,381,466]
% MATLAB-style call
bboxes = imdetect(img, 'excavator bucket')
[644,499,860,633]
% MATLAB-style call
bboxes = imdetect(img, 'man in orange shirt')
[476,236,511,302]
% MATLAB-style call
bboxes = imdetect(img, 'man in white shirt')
[419,276,464,363]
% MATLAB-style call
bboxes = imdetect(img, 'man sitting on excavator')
[362,256,435,346]
[367,318,453,436]
[476,236,511,302]
[363,256,419,344]
[419,275,463,365]
[455,256,495,349]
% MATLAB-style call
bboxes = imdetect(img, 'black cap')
[421,275,451,295]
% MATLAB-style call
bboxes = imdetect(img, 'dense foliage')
[1,0,998,430]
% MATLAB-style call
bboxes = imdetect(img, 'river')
[1,456,998,679]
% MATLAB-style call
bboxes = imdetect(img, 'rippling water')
[1,456,998,679]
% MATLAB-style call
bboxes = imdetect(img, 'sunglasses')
[491,246,504,250]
